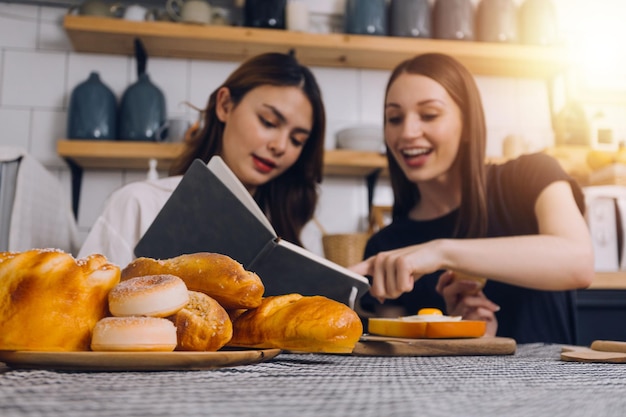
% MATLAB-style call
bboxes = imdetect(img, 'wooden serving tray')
[0,348,281,372]
[352,335,516,356]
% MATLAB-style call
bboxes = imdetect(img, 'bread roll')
[229,294,363,354]
[121,253,264,310]
[0,249,120,351]
[168,291,233,351]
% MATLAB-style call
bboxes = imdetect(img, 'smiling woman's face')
[216,84,313,194]
[384,73,463,185]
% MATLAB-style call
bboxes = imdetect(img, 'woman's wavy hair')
[169,52,326,246]
[384,53,488,238]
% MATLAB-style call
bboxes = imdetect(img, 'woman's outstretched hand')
[436,270,499,337]
[349,243,442,302]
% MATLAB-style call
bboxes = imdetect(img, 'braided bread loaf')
[0,249,120,351]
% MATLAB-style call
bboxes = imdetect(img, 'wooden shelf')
[63,15,570,78]
[56,140,388,177]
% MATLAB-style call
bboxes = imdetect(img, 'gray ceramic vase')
[389,0,431,38]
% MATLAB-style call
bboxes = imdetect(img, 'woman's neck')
[409,174,461,221]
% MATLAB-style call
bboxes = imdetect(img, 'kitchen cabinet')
[575,273,626,345]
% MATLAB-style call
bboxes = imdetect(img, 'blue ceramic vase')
[118,73,167,141]
[345,0,387,36]
[67,71,117,140]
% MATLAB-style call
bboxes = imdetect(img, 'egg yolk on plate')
[367,307,486,339]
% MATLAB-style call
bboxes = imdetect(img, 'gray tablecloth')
[1,344,625,417]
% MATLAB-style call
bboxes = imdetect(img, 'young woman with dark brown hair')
[79,52,326,268]
[352,53,594,344]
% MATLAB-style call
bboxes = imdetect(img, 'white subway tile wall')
[0,1,598,257]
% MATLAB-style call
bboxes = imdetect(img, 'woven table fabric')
[1,344,625,417]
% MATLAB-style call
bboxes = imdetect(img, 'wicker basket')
[321,232,370,268]
[313,217,370,268]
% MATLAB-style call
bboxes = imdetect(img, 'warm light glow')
[560,0,626,92]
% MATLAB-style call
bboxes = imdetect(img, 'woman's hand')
[349,242,443,301]
[436,270,500,337]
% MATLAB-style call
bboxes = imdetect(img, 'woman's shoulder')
[104,176,182,212]
[492,152,561,172]
[488,152,567,186]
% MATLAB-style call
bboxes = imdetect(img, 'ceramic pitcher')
[519,0,557,45]
[166,0,212,24]
[476,0,517,43]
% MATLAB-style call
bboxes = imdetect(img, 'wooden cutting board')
[352,335,516,356]
[560,340,626,363]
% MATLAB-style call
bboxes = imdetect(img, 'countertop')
[1,344,625,417]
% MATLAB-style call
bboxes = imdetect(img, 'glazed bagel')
[91,316,177,352]
[121,253,264,309]
[169,291,233,351]
[108,274,189,317]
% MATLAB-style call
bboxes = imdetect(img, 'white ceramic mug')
[156,117,193,142]
[123,4,149,21]
[166,0,212,24]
